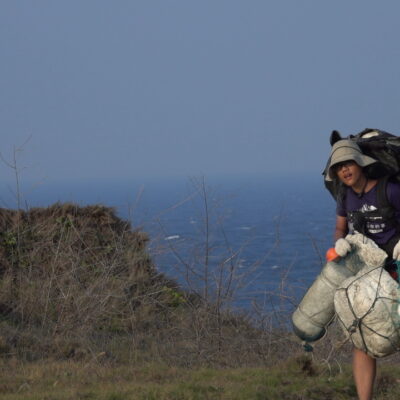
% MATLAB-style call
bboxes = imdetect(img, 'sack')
[323,128,400,200]
[292,233,387,343]
[334,265,400,358]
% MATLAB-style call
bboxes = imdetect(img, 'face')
[334,160,365,188]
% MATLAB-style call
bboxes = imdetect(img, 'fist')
[335,238,351,257]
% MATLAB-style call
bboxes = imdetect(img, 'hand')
[393,240,400,261]
[335,238,351,257]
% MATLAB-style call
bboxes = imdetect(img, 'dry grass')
[0,203,189,362]
[0,203,303,367]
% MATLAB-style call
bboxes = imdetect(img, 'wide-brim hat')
[326,139,377,181]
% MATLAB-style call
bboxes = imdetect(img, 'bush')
[0,203,181,360]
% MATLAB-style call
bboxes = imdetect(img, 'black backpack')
[323,128,400,200]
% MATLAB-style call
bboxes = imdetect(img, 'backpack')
[323,128,400,201]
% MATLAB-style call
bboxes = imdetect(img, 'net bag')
[334,261,400,358]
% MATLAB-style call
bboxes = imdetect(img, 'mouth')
[343,173,352,181]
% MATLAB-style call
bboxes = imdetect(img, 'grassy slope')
[0,358,399,400]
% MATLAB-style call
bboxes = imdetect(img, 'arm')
[334,215,348,241]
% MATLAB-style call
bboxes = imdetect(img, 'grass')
[0,356,399,400]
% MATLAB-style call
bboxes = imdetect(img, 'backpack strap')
[376,175,391,209]
[376,174,400,237]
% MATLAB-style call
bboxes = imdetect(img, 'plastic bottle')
[292,251,360,342]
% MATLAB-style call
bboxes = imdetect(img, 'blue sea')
[2,174,337,312]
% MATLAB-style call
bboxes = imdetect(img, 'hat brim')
[325,154,377,181]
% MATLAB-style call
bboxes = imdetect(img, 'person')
[326,139,400,400]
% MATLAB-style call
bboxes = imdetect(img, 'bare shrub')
[0,203,182,360]
[144,177,310,367]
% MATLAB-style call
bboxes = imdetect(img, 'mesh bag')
[334,265,400,358]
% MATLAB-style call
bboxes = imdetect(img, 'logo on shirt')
[361,204,386,234]
[360,204,377,213]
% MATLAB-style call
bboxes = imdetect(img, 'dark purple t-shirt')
[336,181,400,245]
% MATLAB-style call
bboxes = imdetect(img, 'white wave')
[165,235,180,241]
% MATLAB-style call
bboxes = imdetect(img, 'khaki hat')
[326,139,377,181]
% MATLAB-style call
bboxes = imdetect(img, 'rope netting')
[335,263,400,358]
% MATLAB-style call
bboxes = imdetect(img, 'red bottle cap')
[326,247,340,262]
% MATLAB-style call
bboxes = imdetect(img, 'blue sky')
[1,1,400,185]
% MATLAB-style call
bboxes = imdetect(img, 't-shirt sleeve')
[387,182,400,212]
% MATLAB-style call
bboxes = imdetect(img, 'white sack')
[334,244,400,358]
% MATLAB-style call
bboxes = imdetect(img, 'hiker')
[326,139,400,400]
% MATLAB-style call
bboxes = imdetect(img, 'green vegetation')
[0,356,399,399]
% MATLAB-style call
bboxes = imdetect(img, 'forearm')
[334,227,348,241]
[334,216,348,242]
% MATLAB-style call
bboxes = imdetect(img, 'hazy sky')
[1,1,400,184]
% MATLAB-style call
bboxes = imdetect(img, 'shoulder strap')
[376,175,391,209]
[337,183,347,205]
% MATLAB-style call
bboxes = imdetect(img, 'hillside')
[0,204,185,361]
[0,203,279,366]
